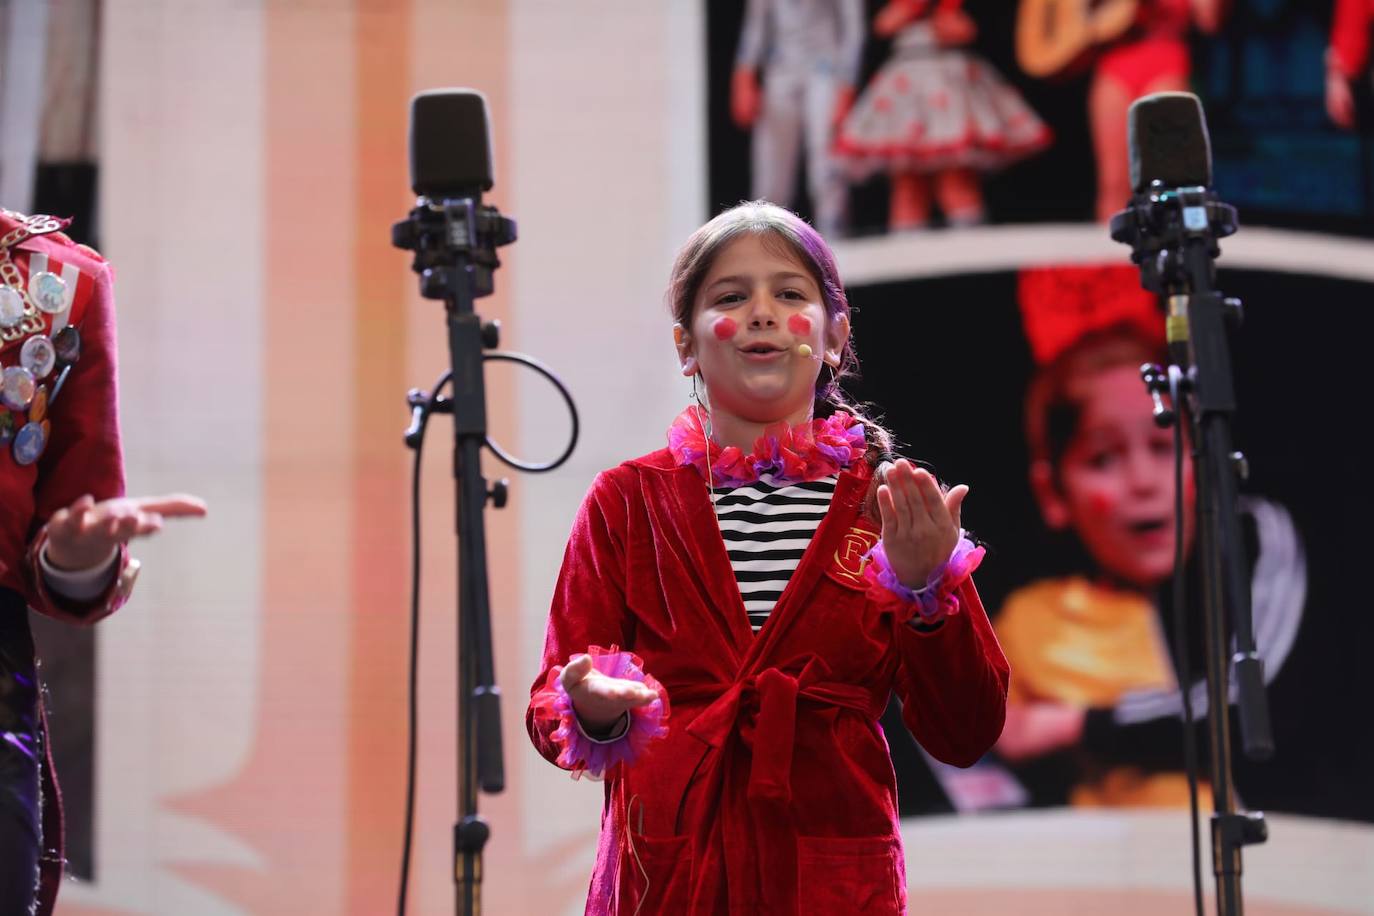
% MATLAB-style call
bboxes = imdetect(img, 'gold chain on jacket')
[0,212,67,344]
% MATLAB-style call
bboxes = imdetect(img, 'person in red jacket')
[1327,0,1373,128]
[0,209,205,915]
[1085,0,1229,220]
[527,200,1009,914]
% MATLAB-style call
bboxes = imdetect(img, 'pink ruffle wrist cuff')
[865,534,984,625]
[530,645,669,780]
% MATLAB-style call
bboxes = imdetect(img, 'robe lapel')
[661,465,757,651]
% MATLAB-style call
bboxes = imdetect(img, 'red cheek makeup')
[787,314,812,336]
[712,316,738,340]
[1088,492,1116,517]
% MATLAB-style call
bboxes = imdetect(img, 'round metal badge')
[20,335,56,379]
[12,421,46,465]
[30,271,67,314]
[1,366,35,410]
[53,326,81,364]
[0,286,24,329]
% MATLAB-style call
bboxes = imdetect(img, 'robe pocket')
[616,833,694,913]
[796,834,904,913]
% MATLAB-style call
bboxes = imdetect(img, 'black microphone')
[1111,91,1235,301]
[409,89,493,199]
[1123,92,1220,363]
[394,89,515,300]
[1128,91,1212,194]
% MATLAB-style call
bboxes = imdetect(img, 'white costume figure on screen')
[734,0,864,237]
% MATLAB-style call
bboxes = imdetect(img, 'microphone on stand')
[392,87,578,916]
[1111,89,1271,916]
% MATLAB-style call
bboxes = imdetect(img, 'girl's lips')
[738,346,787,362]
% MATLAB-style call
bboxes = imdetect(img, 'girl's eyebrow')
[705,271,812,292]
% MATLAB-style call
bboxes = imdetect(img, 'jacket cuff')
[575,711,631,744]
[26,526,138,624]
[39,544,119,600]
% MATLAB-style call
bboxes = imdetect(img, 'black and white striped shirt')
[712,472,839,631]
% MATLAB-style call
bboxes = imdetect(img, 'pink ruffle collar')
[667,407,867,487]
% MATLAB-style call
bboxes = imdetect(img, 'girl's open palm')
[876,459,967,589]
[558,653,658,733]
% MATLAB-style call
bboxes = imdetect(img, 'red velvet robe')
[527,448,1009,915]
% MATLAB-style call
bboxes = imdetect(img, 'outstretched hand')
[45,493,208,571]
[1327,70,1356,129]
[876,459,966,590]
[995,701,1086,762]
[558,653,658,733]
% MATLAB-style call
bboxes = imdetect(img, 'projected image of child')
[991,265,1305,809]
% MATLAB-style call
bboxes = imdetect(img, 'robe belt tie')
[680,657,880,805]
[668,658,881,913]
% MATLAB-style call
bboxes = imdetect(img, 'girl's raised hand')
[45,493,208,571]
[876,459,967,590]
[558,653,658,733]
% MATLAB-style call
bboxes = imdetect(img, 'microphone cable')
[397,371,446,916]
[397,352,579,915]
[1170,369,1205,916]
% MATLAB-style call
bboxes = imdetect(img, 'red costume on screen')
[527,449,1008,915]
[1331,0,1374,78]
[1097,0,1193,99]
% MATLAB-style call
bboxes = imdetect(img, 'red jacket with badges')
[527,449,1009,915]
[0,211,129,621]
[1,211,129,916]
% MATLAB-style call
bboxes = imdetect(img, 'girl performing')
[527,201,1008,913]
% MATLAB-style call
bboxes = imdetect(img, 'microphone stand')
[1111,184,1272,916]
[393,195,516,916]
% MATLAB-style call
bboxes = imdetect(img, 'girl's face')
[677,234,847,425]
[1037,364,1196,588]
